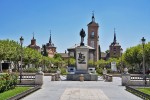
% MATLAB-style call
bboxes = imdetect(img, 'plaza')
[22,76,141,100]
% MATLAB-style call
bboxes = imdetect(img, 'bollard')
[55,73,60,81]
[51,74,55,81]
[105,74,109,81]
[103,74,106,79]
[35,72,44,85]
[108,75,113,82]
[80,74,84,81]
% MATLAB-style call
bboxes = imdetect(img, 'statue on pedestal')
[80,29,86,46]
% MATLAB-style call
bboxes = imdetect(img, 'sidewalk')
[22,76,142,100]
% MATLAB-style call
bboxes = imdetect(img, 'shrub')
[0,73,18,93]
[60,67,68,75]
[45,67,57,73]
[107,68,112,73]
[23,67,38,73]
[96,68,103,75]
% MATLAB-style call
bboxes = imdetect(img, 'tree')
[68,57,76,66]
[88,60,94,67]
[95,59,107,69]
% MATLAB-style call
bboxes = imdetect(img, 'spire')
[113,28,117,44]
[32,32,34,39]
[92,11,95,22]
[49,30,52,44]
[31,32,36,45]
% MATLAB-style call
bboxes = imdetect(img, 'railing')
[130,75,150,80]
[18,74,35,79]
[126,86,150,99]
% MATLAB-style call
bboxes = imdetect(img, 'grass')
[0,87,31,100]
[137,88,150,95]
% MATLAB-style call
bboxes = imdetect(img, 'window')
[91,31,94,38]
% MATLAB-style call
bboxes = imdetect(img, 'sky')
[0,0,150,53]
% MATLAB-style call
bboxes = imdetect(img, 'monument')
[67,29,98,81]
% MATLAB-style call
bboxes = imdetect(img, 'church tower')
[109,29,122,58]
[87,13,100,61]
[44,31,56,58]
[28,33,40,52]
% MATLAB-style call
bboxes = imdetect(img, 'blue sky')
[0,0,150,53]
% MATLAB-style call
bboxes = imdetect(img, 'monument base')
[67,74,98,81]
[75,70,88,74]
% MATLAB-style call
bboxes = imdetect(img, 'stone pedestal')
[67,74,98,81]
[76,46,89,72]
[122,74,130,86]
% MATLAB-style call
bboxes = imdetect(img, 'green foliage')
[0,73,18,93]
[107,68,112,73]
[96,68,103,75]
[123,42,150,73]
[137,88,150,95]
[53,54,63,67]
[23,67,38,73]
[47,68,57,73]
[0,39,20,61]
[0,87,30,100]
[88,60,94,67]
[105,50,110,53]
[95,59,107,69]
[68,57,76,66]
[60,67,68,75]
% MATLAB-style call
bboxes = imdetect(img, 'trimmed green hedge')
[0,73,18,93]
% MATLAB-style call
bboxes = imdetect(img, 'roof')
[67,44,95,50]
[28,45,40,49]
[87,21,99,26]
[110,42,121,47]
[58,53,69,58]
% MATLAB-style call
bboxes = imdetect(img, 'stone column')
[35,68,44,85]
[122,74,130,86]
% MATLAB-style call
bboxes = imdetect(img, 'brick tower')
[87,13,100,61]
[109,29,122,58]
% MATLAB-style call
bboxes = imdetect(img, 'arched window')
[91,31,94,37]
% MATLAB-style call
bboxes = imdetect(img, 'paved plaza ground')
[22,76,141,100]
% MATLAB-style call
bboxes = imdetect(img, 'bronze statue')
[80,28,86,46]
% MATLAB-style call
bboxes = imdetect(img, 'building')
[43,33,56,58]
[58,50,69,60]
[28,33,40,52]
[109,29,122,58]
[87,13,100,61]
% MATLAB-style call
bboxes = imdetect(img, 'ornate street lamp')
[20,36,24,83]
[141,37,146,85]
[120,48,123,73]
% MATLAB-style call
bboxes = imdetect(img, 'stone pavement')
[22,76,142,100]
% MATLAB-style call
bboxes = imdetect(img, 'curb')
[7,85,41,100]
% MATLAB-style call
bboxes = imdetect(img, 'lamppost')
[120,48,123,73]
[141,37,146,86]
[41,45,46,72]
[20,36,24,83]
